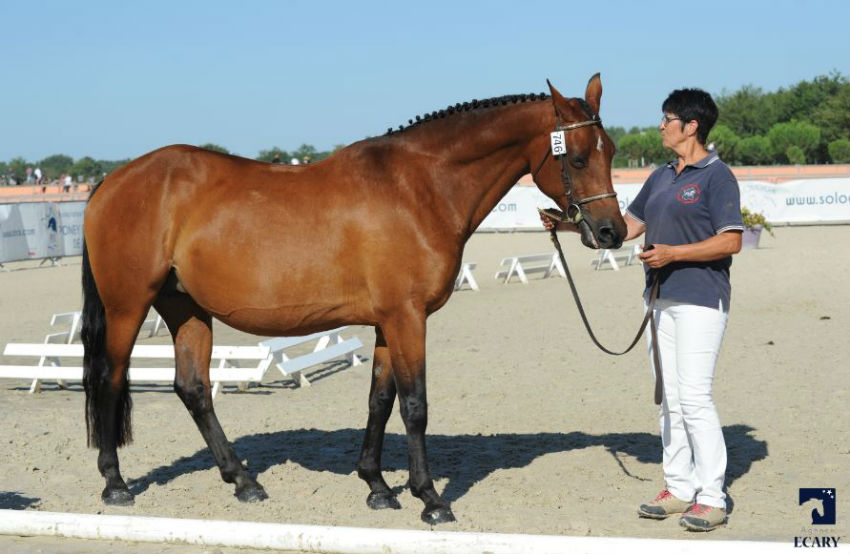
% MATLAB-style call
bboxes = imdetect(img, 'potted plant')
[740,206,774,249]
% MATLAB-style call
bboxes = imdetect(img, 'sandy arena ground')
[1,226,848,552]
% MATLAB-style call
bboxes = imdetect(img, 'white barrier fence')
[2,177,848,263]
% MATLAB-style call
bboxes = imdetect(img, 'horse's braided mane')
[385,92,552,136]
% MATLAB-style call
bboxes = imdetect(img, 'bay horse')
[81,74,626,524]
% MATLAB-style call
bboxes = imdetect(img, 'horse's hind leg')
[382,307,455,524]
[96,308,149,505]
[357,326,401,510]
[154,293,268,503]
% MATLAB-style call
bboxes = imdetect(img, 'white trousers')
[647,298,728,509]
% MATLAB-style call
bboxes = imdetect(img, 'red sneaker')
[638,489,694,519]
[680,503,727,531]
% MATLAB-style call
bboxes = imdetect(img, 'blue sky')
[1,0,848,162]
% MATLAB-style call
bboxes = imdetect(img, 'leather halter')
[530,115,617,224]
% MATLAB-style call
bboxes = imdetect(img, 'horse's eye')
[571,156,587,169]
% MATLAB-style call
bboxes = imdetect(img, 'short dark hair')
[661,88,718,145]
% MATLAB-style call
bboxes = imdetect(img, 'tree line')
[608,72,849,167]
[0,143,341,186]
[2,72,848,185]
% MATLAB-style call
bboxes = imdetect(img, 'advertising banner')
[0,202,85,263]
[479,178,849,230]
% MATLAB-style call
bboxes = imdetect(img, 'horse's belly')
[214,303,357,337]
[172,245,369,335]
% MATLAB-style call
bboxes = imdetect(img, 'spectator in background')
[34,167,43,185]
[302,155,311,165]
[271,152,281,164]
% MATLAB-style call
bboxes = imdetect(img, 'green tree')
[772,72,847,125]
[98,159,130,176]
[617,133,644,165]
[8,157,29,184]
[785,145,806,165]
[198,143,230,154]
[737,136,773,165]
[767,121,820,162]
[38,154,74,180]
[827,138,850,163]
[716,85,777,136]
[617,129,666,166]
[256,147,289,163]
[292,143,318,162]
[605,125,627,145]
[811,84,850,143]
[707,124,740,162]
[70,157,104,181]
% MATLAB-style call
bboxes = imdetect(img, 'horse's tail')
[82,182,132,448]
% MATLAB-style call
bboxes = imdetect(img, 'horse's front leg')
[382,308,455,524]
[356,326,401,510]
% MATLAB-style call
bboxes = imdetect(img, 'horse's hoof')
[235,483,268,503]
[421,506,456,525]
[367,492,401,510]
[101,487,134,506]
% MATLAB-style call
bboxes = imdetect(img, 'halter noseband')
[531,115,617,224]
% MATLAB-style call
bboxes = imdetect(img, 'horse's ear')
[585,73,602,115]
[547,79,568,114]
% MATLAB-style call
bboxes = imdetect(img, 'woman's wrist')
[669,245,683,263]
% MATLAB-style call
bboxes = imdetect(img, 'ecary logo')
[676,183,700,205]
[799,488,836,525]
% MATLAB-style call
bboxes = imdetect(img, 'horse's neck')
[404,101,551,236]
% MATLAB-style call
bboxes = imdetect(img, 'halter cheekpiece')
[531,112,617,224]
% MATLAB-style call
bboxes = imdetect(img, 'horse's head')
[531,75,626,249]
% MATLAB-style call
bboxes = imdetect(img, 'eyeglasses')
[660,115,682,127]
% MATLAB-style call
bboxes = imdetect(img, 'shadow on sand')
[0,491,40,510]
[128,423,766,514]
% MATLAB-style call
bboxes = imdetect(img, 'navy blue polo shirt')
[627,153,743,311]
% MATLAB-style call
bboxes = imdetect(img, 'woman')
[544,88,743,531]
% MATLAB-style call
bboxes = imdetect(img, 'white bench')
[454,262,479,291]
[259,327,364,388]
[591,244,641,271]
[33,310,167,393]
[0,343,273,398]
[49,310,167,343]
[494,253,565,284]
[48,311,82,344]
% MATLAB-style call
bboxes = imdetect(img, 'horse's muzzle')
[581,218,623,250]
[595,222,623,249]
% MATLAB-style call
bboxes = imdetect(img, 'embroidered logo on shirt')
[676,183,701,205]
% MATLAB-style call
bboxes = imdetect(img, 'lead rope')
[548,228,664,405]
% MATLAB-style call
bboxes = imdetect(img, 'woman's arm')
[638,231,742,269]
[624,212,646,241]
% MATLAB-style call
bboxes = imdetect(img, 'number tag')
[550,131,567,156]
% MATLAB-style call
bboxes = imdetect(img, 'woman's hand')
[638,244,677,268]
[539,209,563,230]
[639,232,742,268]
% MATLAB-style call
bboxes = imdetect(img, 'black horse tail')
[82,182,132,449]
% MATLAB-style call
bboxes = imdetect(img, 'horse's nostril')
[597,225,621,248]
